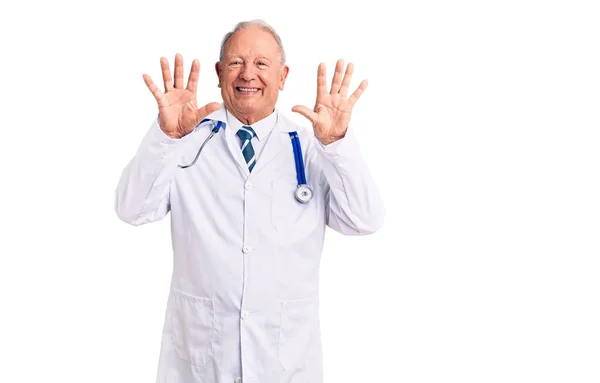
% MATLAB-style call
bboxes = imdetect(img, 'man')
[115,19,384,383]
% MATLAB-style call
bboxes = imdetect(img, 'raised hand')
[143,53,221,139]
[292,59,368,145]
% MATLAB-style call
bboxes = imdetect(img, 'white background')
[0,0,599,382]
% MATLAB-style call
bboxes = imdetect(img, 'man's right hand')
[143,53,221,139]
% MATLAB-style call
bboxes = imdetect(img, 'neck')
[229,108,275,126]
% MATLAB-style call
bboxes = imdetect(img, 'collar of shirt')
[226,108,279,141]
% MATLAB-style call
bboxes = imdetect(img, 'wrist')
[318,135,345,145]
[165,132,182,140]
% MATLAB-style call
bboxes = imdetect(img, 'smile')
[236,87,260,94]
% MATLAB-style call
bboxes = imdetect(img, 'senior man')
[115,19,384,383]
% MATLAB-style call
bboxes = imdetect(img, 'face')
[215,26,289,125]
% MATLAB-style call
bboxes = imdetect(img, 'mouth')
[235,87,261,95]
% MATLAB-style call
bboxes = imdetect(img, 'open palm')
[292,59,367,145]
[143,54,221,139]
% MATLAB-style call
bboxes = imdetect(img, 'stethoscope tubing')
[178,120,222,169]
[178,120,313,203]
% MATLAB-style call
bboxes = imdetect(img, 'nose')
[239,64,256,81]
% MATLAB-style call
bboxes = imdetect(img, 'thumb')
[204,102,222,115]
[196,102,222,121]
[292,105,316,124]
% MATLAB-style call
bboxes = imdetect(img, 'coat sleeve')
[313,126,385,235]
[114,116,190,226]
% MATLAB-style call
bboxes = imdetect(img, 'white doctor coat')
[114,106,385,383]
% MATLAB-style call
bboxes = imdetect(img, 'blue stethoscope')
[178,119,313,204]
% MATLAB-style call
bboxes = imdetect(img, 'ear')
[215,62,222,87]
[279,65,289,91]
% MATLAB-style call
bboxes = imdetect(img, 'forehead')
[223,27,280,59]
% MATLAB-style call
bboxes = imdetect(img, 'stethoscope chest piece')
[295,184,313,203]
[289,131,313,204]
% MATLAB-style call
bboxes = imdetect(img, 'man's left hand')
[292,59,368,145]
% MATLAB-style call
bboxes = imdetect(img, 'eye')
[229,60,242,66]
[257,61,268,67]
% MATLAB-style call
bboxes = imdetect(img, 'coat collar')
[204,105,299,177]
[205,105,297,133]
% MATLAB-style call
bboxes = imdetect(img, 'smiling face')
[215,26,289,125]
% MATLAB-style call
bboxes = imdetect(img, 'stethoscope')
[178,119,313,204]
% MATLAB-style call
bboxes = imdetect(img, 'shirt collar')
[205,105,297,134]
[226,108,279,141]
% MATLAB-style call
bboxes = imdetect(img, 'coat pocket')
[271,177,318,233]
[170,289,215,367]
[278,298,318,371]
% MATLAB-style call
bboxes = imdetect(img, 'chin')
[234,102,260,115]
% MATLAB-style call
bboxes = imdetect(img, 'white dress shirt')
[227,108,278,161]
[114,105,385,383]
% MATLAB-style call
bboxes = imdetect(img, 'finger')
[186,59,200,95]
[339,62,354,97]
[143,74,164,103]
[174,53,184,89]
[329,59,344,95]
[195,102,222,121]
[292,105,317,124]
[160,57,173,92]
[316,62,327,101]
[349,79,368,106]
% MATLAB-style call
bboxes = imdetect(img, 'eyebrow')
[225,55,272,61]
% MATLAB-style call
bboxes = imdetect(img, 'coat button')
[242,246,252,254]
[235,378,242,383]
[245,182,253,190]
[241,310,250,319]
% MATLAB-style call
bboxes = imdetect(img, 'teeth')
[238,87,259,92]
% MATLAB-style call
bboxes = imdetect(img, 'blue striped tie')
[236,126,257,172]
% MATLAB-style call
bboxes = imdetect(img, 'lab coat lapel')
[250,126,290,177]
[205,106,251,178]
[204,106,295,179]
[226,126,252,177]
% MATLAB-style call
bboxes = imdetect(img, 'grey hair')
[219,19,286,65]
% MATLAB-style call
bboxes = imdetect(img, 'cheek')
[258,73,274,87]
[223,70,239,84]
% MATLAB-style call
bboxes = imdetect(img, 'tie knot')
[236,126,256,141]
